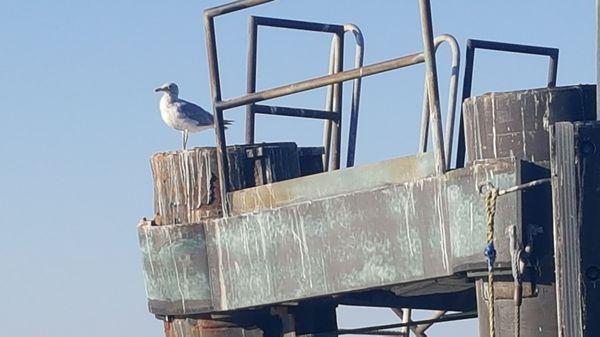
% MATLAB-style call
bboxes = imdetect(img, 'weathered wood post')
[463,85,596,337]
[551,122,600,337]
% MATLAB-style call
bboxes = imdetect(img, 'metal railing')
[243,16,365,172]
[455,39,560,168]
[324,24,365,170]
[203,0,447,216]
[418,34,461,171]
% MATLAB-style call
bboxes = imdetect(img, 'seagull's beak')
[154,87,164,93]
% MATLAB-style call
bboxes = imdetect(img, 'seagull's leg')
[184,130,189,150]
[181,131,186,150]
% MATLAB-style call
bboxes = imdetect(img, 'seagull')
[154,82,232,149]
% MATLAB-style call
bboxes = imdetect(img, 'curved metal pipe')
[323,24,365,170]
[418,34,460,171]
[205,0,274,18]
[344,24,365,168]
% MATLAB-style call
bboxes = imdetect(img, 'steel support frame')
[203,0,446,216]
[455,39,559,168]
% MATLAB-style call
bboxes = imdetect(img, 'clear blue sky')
[0,1,594,336]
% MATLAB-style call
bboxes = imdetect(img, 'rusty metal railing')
[203,0,446,216]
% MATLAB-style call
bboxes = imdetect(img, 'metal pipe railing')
[243,16,347,170]
[323,24,365,170]
[322,37,338,171]
[418,0,446,175]
[217,53,426,110]
[344,24,365,168]
[204,0,446,216]
[205,0,278,216]
[205,0,274,17]
[330,32,345,170]
[418,34,460,171]
[245,16,258,144]
[252,104,340,120]
[454,39,559,168]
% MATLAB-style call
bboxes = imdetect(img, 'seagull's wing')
[175,100,214,126]
[176,99,234,127]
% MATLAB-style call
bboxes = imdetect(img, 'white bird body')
[155,82,231,149]
[159,93,212,133]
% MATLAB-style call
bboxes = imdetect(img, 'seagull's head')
[154,82,179,96]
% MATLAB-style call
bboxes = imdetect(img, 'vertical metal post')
[455,39,558,168]
[246,16,258,144]
[455,42,475,168]
[204,15,231,216]
[443,37,460,169]
[400,308,411,336]
[330,32,344,170]
[418,35,460,170]
[418,0,446,174]
[323,37,337,171]
[345,24,365,168]
[548,55,559,88]
[418,80,430,154]
[597,0,600,120]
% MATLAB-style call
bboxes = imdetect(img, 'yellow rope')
[485,188,498,337]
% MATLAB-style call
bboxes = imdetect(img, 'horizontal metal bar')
[253,16,344,34]
[204,0,274,18]
[499,178,552,196]
[335,311,478,335]
[217,52,425,110]
[253,104,340,120]
[478,177,552,197]
[467,39,559,57]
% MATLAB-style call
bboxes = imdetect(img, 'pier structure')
[137,1,600,336]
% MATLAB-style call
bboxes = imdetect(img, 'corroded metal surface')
[140,154,552,316]
[463,85,596,164]
[138,221,213,314]
[205,159,526,312]
[228,153,435,215]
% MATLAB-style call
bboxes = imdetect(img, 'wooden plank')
[463,85,596,164]
[551,121,600,337]
[150,143,307,225]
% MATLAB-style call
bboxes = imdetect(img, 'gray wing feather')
[176,100,214,126]
[176,99,233,127]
